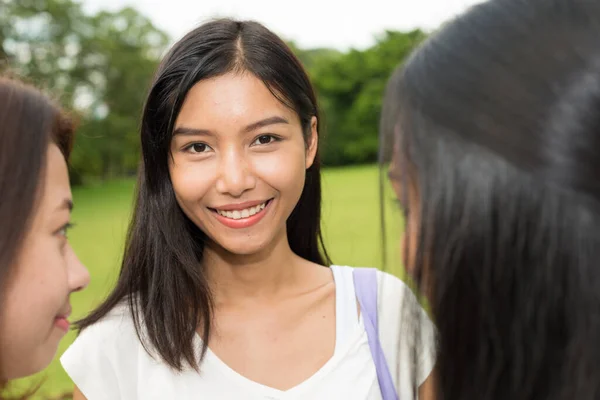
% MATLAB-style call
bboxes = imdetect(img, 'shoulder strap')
[353,268,399,400]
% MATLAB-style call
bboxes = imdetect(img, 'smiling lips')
[216,201,267,220]
[210,199,272,229]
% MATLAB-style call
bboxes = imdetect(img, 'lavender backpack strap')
[353,268,399,400]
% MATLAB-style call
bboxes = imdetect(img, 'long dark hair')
[0,76,74,387]
[77,19,330,371]
[382,0,600,398]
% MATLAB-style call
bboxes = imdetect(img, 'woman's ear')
[305,116,318,169]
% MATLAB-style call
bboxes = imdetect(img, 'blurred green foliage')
[1,0,425,183]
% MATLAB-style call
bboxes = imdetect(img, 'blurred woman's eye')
[56,222,74,238]
[391,196,410,214]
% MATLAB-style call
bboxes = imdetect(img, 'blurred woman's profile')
[382,0,600,398]
[0,77,89,391]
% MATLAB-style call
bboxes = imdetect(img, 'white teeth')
[216,202,267,220]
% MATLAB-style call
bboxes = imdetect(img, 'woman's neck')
[203,232,307,304]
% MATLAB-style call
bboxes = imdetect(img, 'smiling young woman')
[61,19,436,400]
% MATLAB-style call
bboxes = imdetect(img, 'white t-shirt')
[61,266,436,399]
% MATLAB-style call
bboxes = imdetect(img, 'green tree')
[1,0,169,182]
[0,0,89,101]
[2,2,425,179]
[73,7,169,180]
[311,30,426,166]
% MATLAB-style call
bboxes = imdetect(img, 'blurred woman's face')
[0,143,90,380]
[388,151,420,277]
[389,147,435,299]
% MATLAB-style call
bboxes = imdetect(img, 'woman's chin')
[4,348,56,381]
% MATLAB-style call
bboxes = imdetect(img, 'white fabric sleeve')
[60,323,122,400]
[414,299,437,385]
[377,270,438,390]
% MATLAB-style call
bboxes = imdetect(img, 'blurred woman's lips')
[54,306,71,332]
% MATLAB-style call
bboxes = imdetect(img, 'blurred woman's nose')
[66,245,90,293]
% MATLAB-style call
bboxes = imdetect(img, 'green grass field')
[11,164,405,398]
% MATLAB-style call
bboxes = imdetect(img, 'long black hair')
[382,0,600,398]
[77,19,331,371]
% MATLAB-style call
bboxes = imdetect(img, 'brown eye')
[259,135,271,144]
[186,143,211,153]
[193,143,206,152]
[252,135,279,146]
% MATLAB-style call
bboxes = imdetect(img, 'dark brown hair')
[382,0,600,398]
[77,18,331,372]
[0,76,75,384]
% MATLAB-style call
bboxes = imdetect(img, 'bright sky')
[81,0,485,50]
